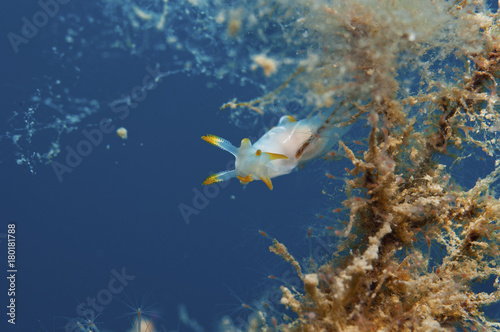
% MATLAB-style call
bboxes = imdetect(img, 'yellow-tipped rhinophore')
[203,174,222,185]
[201,134,223,147]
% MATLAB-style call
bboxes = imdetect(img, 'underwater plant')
[196,0,500,330]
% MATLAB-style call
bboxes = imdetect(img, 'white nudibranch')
[202,113,348,190]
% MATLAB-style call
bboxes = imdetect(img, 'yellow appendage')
[203,174,221,185]
[201,135,223,147]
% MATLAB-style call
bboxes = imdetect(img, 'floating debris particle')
[117,127,128,140]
